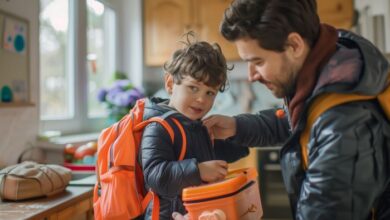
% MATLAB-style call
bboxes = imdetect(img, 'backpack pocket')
[97,168,142,219]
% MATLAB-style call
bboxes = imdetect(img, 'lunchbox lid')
[182,167,258,202]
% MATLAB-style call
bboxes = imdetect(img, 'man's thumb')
[172,212,179,218]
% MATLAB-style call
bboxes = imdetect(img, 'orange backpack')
[93,98,187,220]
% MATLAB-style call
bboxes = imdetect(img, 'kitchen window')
[39,0,116,134]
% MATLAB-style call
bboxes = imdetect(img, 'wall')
[0,0,40,167]
[0,0,140,167]
[107,0,143,88]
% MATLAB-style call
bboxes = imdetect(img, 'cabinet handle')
[336,3,343,12]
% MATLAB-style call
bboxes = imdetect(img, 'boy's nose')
[196,95,206,103]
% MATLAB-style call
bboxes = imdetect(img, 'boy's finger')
[217,160,228,168]
[219,167,228,177]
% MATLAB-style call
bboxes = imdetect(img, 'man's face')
[235,37,300,98]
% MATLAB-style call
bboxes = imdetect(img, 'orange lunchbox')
[182,167,263,220]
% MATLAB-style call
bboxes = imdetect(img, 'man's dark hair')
[163,32,230,92]
[220,0,320,51]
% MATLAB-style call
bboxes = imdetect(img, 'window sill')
[0,102,35,108]
[36,132,100,151]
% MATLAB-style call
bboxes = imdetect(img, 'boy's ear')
[164,73,173,95]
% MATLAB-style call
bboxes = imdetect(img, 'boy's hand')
[198,160,228,183]
[202,115,236,140]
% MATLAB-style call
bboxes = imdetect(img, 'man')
[173,0,390,219]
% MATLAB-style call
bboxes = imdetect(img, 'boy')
[140,34,249,219]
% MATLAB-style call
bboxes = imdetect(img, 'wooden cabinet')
[51,197,93,220]
[317,0,354,29]
[144,0,355,66]
[144,0,239,66]
[195,0,239,61]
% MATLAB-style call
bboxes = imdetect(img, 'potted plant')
[97,72,144,124]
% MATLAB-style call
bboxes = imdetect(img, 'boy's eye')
[188,85,199,92]
[206,91,216,97]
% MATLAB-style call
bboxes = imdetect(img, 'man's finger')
[202,115,219,127]
[172,212,188,220]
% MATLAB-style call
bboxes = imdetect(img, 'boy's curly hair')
[163,32,231,92]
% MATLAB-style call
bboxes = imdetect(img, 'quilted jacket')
[230,30,390,220]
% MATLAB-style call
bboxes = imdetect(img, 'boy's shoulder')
[143,97,185,121]
[142,97,171,119]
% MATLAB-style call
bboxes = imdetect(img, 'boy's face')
[166,75,219,120]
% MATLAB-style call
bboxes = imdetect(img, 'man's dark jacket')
[230,30,390,220]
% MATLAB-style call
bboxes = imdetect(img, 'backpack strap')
[134,110,187,160]
[160,110,187,160]
[142,190,160,220]
[301,73,390,170]
[378,75,390,120]
[134,111,187,219]
[300,92,375,170]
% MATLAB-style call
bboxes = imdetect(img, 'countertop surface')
[69,174,97,186]
[0,186,93,220]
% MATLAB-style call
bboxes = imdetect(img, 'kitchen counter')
[0,186,94,220]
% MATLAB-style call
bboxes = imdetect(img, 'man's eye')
[254,61,263,66]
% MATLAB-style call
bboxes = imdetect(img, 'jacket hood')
[341,30,389,94]
[143,97,200,126]
[143,97,172,119]
[314,30,389,96]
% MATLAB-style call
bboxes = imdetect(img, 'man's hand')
[198,160,228,183]
[202,115,236,140]
[172,212,189,220]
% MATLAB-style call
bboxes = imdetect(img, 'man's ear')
[164,73,173,95]
[285,32,307,59]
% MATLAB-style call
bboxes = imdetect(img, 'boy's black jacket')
[140,97,249,219]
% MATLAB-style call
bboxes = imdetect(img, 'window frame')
[40,0,115,134]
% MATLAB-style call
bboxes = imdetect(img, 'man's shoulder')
[312,99,379,130]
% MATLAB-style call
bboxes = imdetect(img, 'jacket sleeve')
[213,140,250,163]
[296,103,386,220]
[140,122,202,197]
[229,109,290,147]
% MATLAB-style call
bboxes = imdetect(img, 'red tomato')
[86,141,98,151]
[64,144,77,155]
[74,144,97,159]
